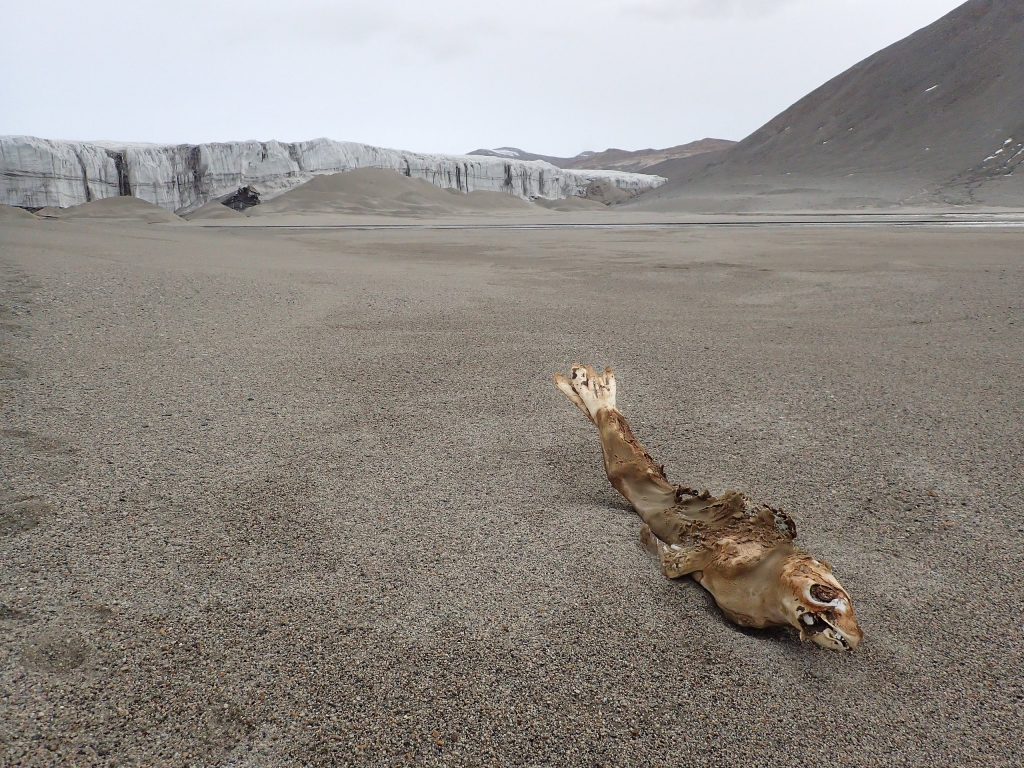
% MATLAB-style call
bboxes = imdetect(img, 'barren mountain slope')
[565,139,736,172]
[466,148,567,164]
[468,139,734,173]
[637,0,1024,210]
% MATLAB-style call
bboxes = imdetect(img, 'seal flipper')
[640,524,712,579]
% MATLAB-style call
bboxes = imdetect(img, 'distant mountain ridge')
[635,0,1024,210]
[468,138,735,173]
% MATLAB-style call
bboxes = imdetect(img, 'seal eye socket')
[810,584,840,603]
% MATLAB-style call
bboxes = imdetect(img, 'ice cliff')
[0,136,665,211]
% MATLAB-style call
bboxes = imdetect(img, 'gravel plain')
[1,216,1022,766]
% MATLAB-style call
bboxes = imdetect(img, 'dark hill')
[636,0,1024,210]
[564,139,736,173]
[467,139,735,174]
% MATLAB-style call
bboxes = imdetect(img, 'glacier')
[0,136,665,212]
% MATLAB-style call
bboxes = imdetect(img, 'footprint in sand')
[0,602,26,620]
[0,352,28,381]
[1,428,77,457]
[21,630,91,673]
[0,495,51,535]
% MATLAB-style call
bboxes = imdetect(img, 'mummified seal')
[554,365,863,651]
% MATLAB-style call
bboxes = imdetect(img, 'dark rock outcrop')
[221,186,260,212]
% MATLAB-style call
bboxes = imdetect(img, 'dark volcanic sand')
[1,218,1022,766]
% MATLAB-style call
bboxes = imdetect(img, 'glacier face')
[0,136,665,211]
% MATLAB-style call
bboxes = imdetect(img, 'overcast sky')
[2,0,964,156]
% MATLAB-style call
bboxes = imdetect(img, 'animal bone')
[554,364,863,652]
